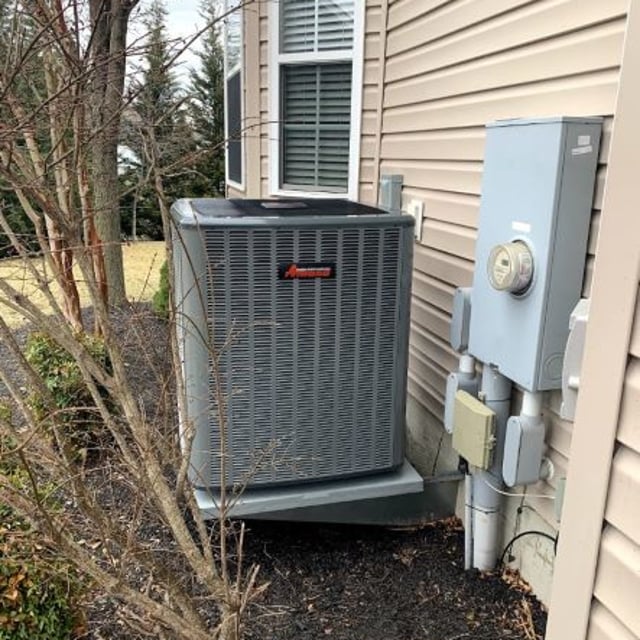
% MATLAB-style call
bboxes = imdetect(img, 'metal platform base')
[195,461,461,525]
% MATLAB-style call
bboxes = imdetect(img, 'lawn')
[0,241,166,327]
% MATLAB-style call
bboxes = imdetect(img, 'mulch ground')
[1,304,547,640]
[241,518,546,640]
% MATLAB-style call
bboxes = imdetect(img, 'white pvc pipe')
[473,493,501,570]
[464,473,473,570]
[521,390,543,417]
[459,354,476,375]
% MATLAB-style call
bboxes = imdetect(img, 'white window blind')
[281,0,354,53]
[275,0,356,193]
[281,63,352,190]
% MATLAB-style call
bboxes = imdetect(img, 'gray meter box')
[468,117,601,391]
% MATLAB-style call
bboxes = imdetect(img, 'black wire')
[500,530,558,567]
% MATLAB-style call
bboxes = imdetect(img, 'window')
[224,3,243,187]
[270,0,362,197]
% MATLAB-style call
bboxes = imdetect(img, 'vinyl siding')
[358,0,627,601]
[545,8,640,634]
[359,0,385,205]
[587,291,640,638]
[588,602,637,640]
[239,0,635,615]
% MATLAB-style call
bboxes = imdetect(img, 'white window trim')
[224,1,245,192]
[268,1,364,200]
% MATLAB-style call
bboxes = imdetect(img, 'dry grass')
[0,241,166,328]
[514,599,540,640]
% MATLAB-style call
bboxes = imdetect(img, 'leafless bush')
[0,2,264,639]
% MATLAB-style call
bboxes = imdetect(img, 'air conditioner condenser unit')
[171,198,422,518]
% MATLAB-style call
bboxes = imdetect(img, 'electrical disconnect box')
[452,391,496,469]
[468,117,602,392]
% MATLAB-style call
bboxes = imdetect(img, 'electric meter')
[487,241,533,293]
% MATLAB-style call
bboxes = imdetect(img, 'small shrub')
[24,332,110,451]
[152,260,170,318]
[0,415,82,640]
[0,484,82,640]
[0,406,16,477]
[0,428,19,524]
[0,540,80,640]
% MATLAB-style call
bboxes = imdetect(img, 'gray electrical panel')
[468,117,602,391]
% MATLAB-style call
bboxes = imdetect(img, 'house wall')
[357,0,627,605]
[591,336,640,636]
[226,0,265,199]
[235,0,635,612]
[589,298,640,638]
[545,4,640,635]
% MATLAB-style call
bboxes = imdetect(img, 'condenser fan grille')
[202,225,404,488]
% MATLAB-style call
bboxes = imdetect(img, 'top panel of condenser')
[171,198,414,229]
[468,117,602,392]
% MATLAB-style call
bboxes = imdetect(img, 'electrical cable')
[482,474,555,499]
[500,530,558,567]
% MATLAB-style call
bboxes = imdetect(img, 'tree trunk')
[89,0,138,306]
[92,142,126,305]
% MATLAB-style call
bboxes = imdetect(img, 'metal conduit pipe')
[471,365,513,570]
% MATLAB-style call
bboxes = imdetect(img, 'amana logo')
[278,262,336,280]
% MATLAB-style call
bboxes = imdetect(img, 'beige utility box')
[452,391,496,469]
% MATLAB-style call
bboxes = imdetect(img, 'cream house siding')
[231,1,268,198]
[358,0,627,602]
[226,1,262,199]
[588,602,638,640]
[236,0,639,619]
[358,0,384,205]
[585,292,640,638]
[224,1,266,198]
[546,4,640,635]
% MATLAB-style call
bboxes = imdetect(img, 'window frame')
[224,1,245,191]
[268,1,364,200]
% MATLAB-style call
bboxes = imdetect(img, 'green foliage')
[0,469,81,640]
[152,260,170,318]
[187,1,226,196]
[118,0,228,241]
[0,4,54,259]
[1,408,81,640]
[0,528,80,640]
[0,194,38,259]
[0,423,17,480]
[0,559,78,640]
[24,332,110,450]
[121,0,200,239]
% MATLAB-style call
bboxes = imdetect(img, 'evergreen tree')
[188,1,226,196]
[122,0,197,238]
[0,2,44,257]
[135,0,180,156]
